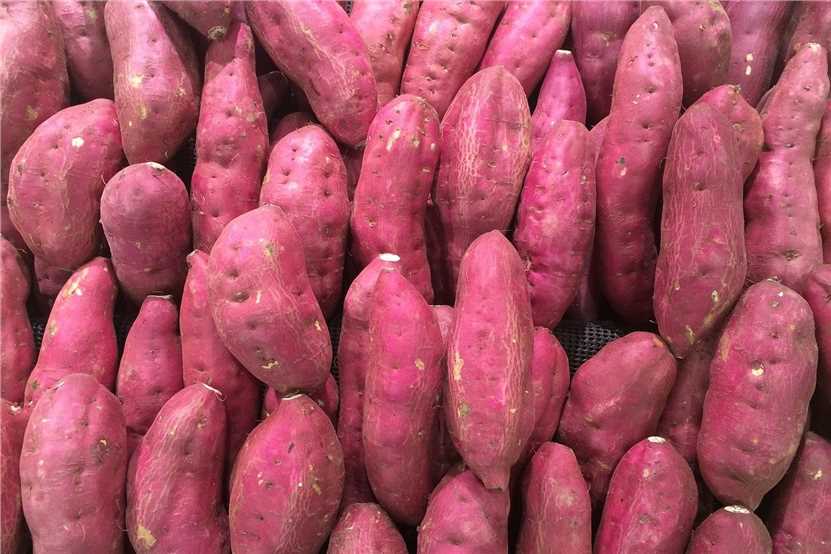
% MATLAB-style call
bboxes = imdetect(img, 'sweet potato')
[400,0,503,118]
[817,101,831,263]
[594,437,698,553]
[208,205,332,393]
[479,1,571,95]
[260,126,349,319]
[517,443,591,554]
[1,401,26,554]
[246,0,377,147]
[530,49,587,154]
[524,329,570,459]
[24,257,118,409]
[515,120,595,328]
[595,6,683,324]
[434,67,532,292]
[766,432,831,553]
[163,0,231,40]
[343,144,365,200]
[351,0,419,107]
[20,373,127,553]
[687,505,772,554]
[258,70,288,122]
[100,162,192,303]
[745,43,829,291]
[0,239,33,404]
[430,304,461,482]
[327,503,407,554]
[803,265,831,438]
[53,0,114,100]
[262,374,339,424]
[417,468,509,554]
[698,279,817,510]
[557,332,677,506]
[363,270,444,525]
[446,231,535,491]
[271,111,315,144]
[780,2,831,73]
[8,99,123,269]
[33,256,71,300]
[127,384,228,553]
[229,394,344,554]
[350,94,440,302]
[105,0,201,164]
[570,1,639,124]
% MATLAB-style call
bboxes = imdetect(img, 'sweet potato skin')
[350,94,440,303]
[0,239,33,403]
[687,506,772,554]
[327,503,407,554]
[557,332,677,506]
[20,373,127,554]
[531,49,587,154]
[162,0,231,39]
[781,2,831,72]
[429,305,461,482]
[53,0,114,100]
[698,280,817,510]
[32,257,72,310]
[229,394,344,554]
[100,162,192,303]
[1,401,26,554]
[258,70,287,122]
[817,101,831,263]
[524,329,570,458]
[260,126,349,319]
[262,375,339,424]
[803,265,831,438]
[271,111,315,144]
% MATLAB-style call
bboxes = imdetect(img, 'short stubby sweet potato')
[262,374,339,424]
[351,0,419,107]
[595,437,698,553]
[435,67,532,292]
[208,205,332,393]
[687,505,772,554]
[327,503,407,554]
[53,0,114,100]
[524,329,570,459]
[20,373,127,554]
[1,239,33,404]
[780,2,831,73]
[515,120,595,328]
[698,279,817,510]
[350,94,440,303]
[479,1,571,95]
[557,332,677,506]
[530,50,587,155]
[816,101,831,263]
[24,257,118,409]
[100,162,192,303]
[271,111,315,144]
[446,231,535,491]
[260,126,349,319]
[105,0,201,164]
[192,21,268,252]
[229,394,344,554]
[804,265,831,438]
[1,401,26,554]
[8,99,123,269]
[400,0,503,119]
[127,384,228,553]
[163,0,231,40]
[745,43,829,291]
[595,6,683,324]
[246,0,377,147]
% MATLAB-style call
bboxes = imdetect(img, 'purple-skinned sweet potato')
[745,43,829,292]
[259,125,349,319]
[24,257,118,409]
[101,162,192,303]
[446,231,535,491]
[479,1,571,95]
[208,205,332,393]
[595,6,683,324]
[515,119,595,328]
[105,0,200,164]
[53,0,114,100]
[258,70,288,122]
[594,437,698,553]
[350,94,440,303]
[1,400,26,554]
[698,279,817,510]
[530,49,587,154]
[229,394,344,554]
[8,99,124,270]
[246,0,377,147]
[327,503,407,554]
[687,505,772,554]
[1,239,33,404]
[523,329,570,459]
[20,373,127,554]
[780,2,831,74]
[33,256,72,307]
[556,332,677,506]
[816,101,831,263]
[400,0,503,119]
[430,304,460,482]
[192,21,268,253]
[803,265,831,438]
[262,374,339,424]
[351,0,419,107]
[163,0,231,40]
[517,443,591,554]
[270,111,315,144]
[127,384,228,553]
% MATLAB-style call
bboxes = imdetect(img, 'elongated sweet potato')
[24,257,118,409]
[817,101,831,263]
[524,329,570,459]
[480,1,571,95]
[698,280,817,509]
[271,111,315,144]
[20,373,127,553]
[400,0,503,118]
[595,6,683,324]
[687,505,772,554]
[163,0,231,40]
[247,0,377,147]
[260,126,349,319]
[127,384,228,553]
[780,2,831,73]
[446,231,534,491]
[192,21,268,252]
[101,162,192,303]
[531,49,587,154]
[1,239,33,404]
[515,120,595,328]
[557,332,677,506]
[262,374,339,424]
[327,503,407,554]
[430,304,460,482]
[1,401,26,554]
[350,95,440,302]
[229,394,344,554]
[53,0,114,100]
[804,265,831,438]
[8,99,123,269]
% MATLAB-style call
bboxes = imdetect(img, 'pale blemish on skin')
[255,290,262,304]
[415,358,425,370]
[711,290,719,304]
[314,320,322,332]
[25,106,38,121]
[262,360,279,370]
[136,525,156,548]
[811,469,823,480]
[139,105,149,120]
[128,74,143,88]
[452,352,463,381]
[71,137,84,148]
[745,52,753,76]
[684,325,695,345]
[386,129,402,151]
[148,162,165,171]
[751,362,764,377]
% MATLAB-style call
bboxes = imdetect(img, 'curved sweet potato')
[429,304,460,482]
[816,101,831,263]
[1,401,26,554]
[523,329,570,459]
[163,0,231,40]
[530,49,587,154]
[327,503,407,554]
[687,505,772,554]
[0,239,33,404]
[803,265,831,438]
[53,0,114,100]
